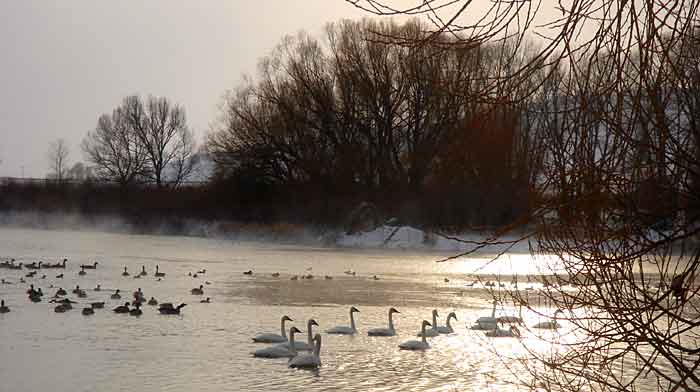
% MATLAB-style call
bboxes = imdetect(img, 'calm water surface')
[1,227,569,392]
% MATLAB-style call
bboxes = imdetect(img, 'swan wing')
[326,326,354,335]
[253,346,294,358]
[368,327,394,336]
[252,333,287,343]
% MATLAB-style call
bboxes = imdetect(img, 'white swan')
[471,300,498,330]
[436,312,458,334]
[417,309,440,337]
[253,327,301,358]
[399,320,432,350]
[533,310,563,329]
[368,307,400,336]
[289,333,322,369]
[326,306,359,334]
[276,319,318,351]
[252,315,293,343]
[497,303,523,325]
[485,325,520,337]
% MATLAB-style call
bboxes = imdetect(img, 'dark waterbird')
[0,300,9,313]
[158,303,186,315]
[113,302,130,313]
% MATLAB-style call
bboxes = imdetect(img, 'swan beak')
[310,320,319,326]
[283,316,293,321]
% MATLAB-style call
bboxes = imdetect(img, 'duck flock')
[0,258,210,317]
[1,257,563,371]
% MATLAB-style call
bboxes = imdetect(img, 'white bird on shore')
[400,320,432,350]
[252,315,293,343]
[368,307,400,336]
[326,306,359,335]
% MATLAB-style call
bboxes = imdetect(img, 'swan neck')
[350,310,356,331]
[432,312,437,327]
[313,337,321,357]
[421,323,428,344]
[446,315,452,329]
[281,318,287,338]
[307,321,314,344]
[491,302,496,318]
[289,330,296,355]
[388,310,394,330]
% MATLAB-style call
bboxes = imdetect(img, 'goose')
[82,307,94,315]
[436,312,458,334]
[139,266,147,276]
[326,306,360,334]
[55,288,67,296]
[90,302,105,309]
[0,300,9,313]
[1,279,12,285]
[147,297,158,306]
[243,270,253,275]
[122,267,129,276]
[288,334,322,369]
[158,303,186,315]
[271,272,280,277]
[129,303,143,316]
[94,284,101,292]
[368,307,400,336]
[26,271,37,278]
[486,325,520,337]
[290,275,299,281]
[51,298,77,305]
[71,285,81,294]
[399,320,432,350]
[197,269,206,274]
[253,327,302,358]
[192,273,198,279]
[252,315,293,343]
[55,274,63,279]
[113,302,130,313]
[533,310,563,329]
[200,297,211,303]
[277,319,319,351]
[417,309,440,337]
[191,285,204,295]
[54,303,71,313]
[74,266,84,276]
[154,265,165,277]
[80,261,98,270]
[110,289,121,300]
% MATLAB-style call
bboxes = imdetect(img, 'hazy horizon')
[0,1,370,178]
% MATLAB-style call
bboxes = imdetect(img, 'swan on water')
[497,303,523,325]
[471,300,498,330]
[485,325,520,337]
[289,334,322,369]
[368,307,400,336]
[253,315,293,343]
[417,309,440,337]
[532,310,563,329]
[191,285,204,295]
[276,319,318,351]
[399,320,432,350]
[253,327,302,358]
[326,306,359,334]
[436,312,458,334]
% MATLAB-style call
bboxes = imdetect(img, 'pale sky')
[0,1,568,178]
[0,1,370,177]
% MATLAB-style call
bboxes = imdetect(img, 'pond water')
[0,227,577,391]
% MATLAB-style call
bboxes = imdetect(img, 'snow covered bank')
[335,224,532,254]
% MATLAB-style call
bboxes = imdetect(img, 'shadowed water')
[0,227,638,391]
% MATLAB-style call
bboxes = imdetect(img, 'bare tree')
[82,108,146,186]
[122,95,196,187]
[347,1,700,391]
[47,138,70,182]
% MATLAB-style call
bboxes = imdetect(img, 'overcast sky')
[0,1,372,177]
[0,1,568,178]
